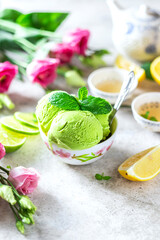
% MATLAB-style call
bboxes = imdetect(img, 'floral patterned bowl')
[39,117,118,165]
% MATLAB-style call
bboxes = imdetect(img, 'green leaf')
[79,96,112,114]
[95,173,111,181]
[16,221,25,234]
[49,92,80,110]
[0,9,22,22]
[0,184,16,205]
[95,174,103,180]
[78,87,88,100]
[94,49,110,56]
[102,176,111,180]
[150,116,158,122]
[16,12,69,32]
[6,165,11,169]
[141,62,153,80]
[141,111,150,119]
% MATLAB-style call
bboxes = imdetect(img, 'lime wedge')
[14,112,38,129]
[0,124,27,153]
[0,116,39,135]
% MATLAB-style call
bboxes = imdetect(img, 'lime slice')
[0,116,39,135]
[14,112,38,129]
[0,124,27,153]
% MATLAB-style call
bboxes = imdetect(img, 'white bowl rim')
[40,117,118,152]
[131,92,160,126]
[88,67,138,97]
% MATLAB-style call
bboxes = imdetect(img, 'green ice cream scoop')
[95,114,110,140]
[48,110,103,150]
[36,91,60,133]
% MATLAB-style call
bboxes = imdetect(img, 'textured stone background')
[0,0,160,239]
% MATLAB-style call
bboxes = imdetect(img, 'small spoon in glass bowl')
[109,71,135,125]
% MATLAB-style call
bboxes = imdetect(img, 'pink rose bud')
[26,58,60,88]
[0,61,18,93]
[0,143,6,159]
[8,166,40,195]
[49,43,74,64]
[63,28,90,56]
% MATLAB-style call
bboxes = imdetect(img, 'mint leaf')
[78,87,88,100]
[79,96,112,114]
[141,111,150,119]
[49,92,80,110]
[95,174,103,180]
[150,116,158,122]
[103,176,111,180]
[95,173,111,181]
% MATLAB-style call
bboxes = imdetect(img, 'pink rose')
[63,28,90,55]
[49,43,74,64]
[8,166,40,195]
[26,58,60,88]
[0,143,6,159]
[0,61,18,93]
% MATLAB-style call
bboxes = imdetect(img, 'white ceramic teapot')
[107,0,160,62]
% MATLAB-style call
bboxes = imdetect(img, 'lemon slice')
[115,55,146,82]
[14,112,38,129]
[118,146,160,181]
[0,124,27,153]
[150,56,160,84]
[0,116,39,135]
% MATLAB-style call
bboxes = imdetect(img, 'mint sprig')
[49,87,112,115]
[141,111,158,122]
[95,173,111,181]
[49,92,80,110]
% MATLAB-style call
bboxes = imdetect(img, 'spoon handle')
[109,71,135,124]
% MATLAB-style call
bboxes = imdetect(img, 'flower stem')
[0,166,9,175]
[15,38,36,53]
[9,204,19,221]
[2,176,21,199]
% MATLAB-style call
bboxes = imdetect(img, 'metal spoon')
[109,71,135,125]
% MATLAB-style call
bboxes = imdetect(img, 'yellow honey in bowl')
[138,102,160,122]
[96,79,122,93]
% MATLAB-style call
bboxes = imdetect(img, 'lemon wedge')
[150,56,160,84]
[118,145,160,181]
[115,55,146,82]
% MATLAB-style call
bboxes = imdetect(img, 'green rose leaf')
[78,87,88,100]
[49,92,80,111]
[0,184,16,205]
[79,96,112,114]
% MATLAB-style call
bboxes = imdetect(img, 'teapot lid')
[136,4,160,20]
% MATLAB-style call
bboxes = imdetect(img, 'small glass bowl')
[131,92,160,132]
[88,67,138,104]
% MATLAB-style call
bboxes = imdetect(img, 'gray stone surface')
[0,0,160,239]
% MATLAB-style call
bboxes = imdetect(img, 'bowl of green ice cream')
[36,88,118,165]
